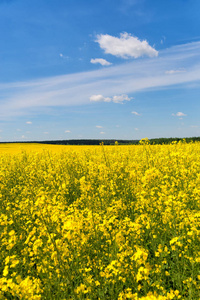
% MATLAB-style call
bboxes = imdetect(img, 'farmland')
[0,141,200,299]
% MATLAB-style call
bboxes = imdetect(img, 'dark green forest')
[1,136,200,145]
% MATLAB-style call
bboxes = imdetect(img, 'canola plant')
[0,141,200,299]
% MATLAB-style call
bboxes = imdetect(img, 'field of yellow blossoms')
[0,140,200,299]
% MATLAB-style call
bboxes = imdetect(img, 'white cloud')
[95,32,158,59]
[96,125,103,128]
[90,94,132,103]
[89,94,111,102]
[134,128,139,131]
[172,112,187,117]
[90,58,112,66]
[26,121,32,124]
[44,132,49,134]
[131,111,140,116]
[100,132,105,134]
[65,130,71,133]
[165,69,186,75]
[112,94,132,103]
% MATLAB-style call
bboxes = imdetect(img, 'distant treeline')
[1,136,200,145]
[37,136,200,145]
[148,136,200,145]
[37,139,137,145]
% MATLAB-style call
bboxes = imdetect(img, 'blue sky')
[0,0,200,141]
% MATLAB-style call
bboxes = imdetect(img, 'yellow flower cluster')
[0,141,200,299]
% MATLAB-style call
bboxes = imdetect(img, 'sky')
[0,0,200,141]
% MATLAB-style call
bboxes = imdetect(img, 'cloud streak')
[1,41,200,119]
[165,69,186,75]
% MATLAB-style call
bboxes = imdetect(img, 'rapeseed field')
[0,140,200,299]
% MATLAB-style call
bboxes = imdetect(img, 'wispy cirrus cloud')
[1,41,200,119]
[165,69,186,75]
